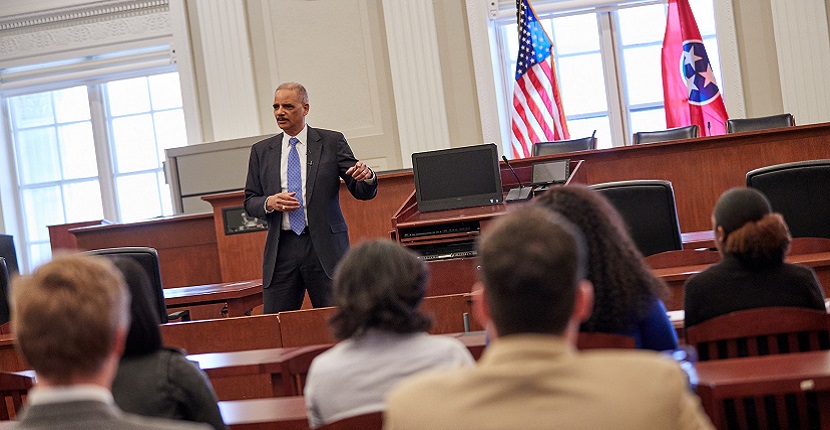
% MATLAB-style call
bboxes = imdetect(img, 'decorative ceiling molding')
[0,0,168,32]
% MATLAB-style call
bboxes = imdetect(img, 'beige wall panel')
[433,0,484,148]
[732,0,784,118]
[246,0,400,169]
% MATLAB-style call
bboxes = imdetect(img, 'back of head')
[12,254,130,384]
[534,185,667,332]
[329,240,431,340]
[714,187,790,266]
[477,206,587,336]
[112,258,162,357]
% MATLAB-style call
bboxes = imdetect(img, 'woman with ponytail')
[683,187,826,327]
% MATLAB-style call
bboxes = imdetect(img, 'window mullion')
[88,85,119,222]
[598,12,628,147]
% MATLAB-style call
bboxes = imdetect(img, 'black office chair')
[0,235,18,278]
[590,180,683,257]
[532,135,597,156]
[0,258,11,326]
[726,113,795,134]
[746,159,830,239]
[633,125,699,145]
[85,247,188,323]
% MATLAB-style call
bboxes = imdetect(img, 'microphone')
[707,122,711,136]
[502,156,532,203]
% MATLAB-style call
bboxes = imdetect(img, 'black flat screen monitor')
[0,235,18,277]
[531,159,570,186]
[412,143,503,213]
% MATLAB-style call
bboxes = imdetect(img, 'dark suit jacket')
[1,400,209,430]
[684,254,826,327]
[244,126,377,287]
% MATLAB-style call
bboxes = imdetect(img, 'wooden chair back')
[0,371,34,420]
[576,332,636,350]
[160,313,282,354]
[278,294,477,347]
[318,411,383,430]
[686,307,830,361]
[278,344,333,396]
[644,249,721,269]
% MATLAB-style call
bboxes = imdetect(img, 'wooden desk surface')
[694,350,830,429]
[164,280,263,318]
[219,396,308,430]
[695,350,830,396]
[189,346,303,378]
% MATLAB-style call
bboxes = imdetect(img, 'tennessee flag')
[511,0,568,158]
[661,0,728,136]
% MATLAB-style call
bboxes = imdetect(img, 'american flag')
[511,0,569,158]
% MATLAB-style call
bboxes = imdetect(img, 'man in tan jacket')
[384,206,714,430]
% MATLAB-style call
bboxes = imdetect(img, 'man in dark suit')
[4,254,208,430]
[244,82,377,313]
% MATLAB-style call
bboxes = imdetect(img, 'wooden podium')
[392,159,586,297]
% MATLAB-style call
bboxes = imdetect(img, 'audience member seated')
[304,240,474,429]
[684,188,826,327]
[5,254,209,430]
[535,185,678,351]
[110,258,227,430]
[384,207,714,430]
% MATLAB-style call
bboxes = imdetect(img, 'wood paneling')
[69,214,220,289]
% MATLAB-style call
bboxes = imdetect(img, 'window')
[5,71,187,269]
[494,0,721,151]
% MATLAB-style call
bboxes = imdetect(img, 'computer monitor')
[531,159,570,186]
[0,235,19,277]
[412,143,503,213]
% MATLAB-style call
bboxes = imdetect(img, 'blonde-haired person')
[4,254,209,430]
[683,187,826,328]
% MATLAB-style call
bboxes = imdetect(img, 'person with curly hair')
[683,187,825,327]
[303,240,474,428]
[535,185,678,351]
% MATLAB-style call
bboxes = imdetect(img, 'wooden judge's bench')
[49,123,830,313]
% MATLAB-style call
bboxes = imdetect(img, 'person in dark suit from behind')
[684,187,826,327]
[244,82,378,313]
[3,254,209,430]
[110,258,226,430]
[384,207,714,430]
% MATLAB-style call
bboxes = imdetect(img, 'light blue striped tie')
[287,137,306,235]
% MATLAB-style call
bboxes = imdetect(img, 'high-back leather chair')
[746,159,830,239]
[590,180,683,256]
[726,113,795,133]
[532,135,596,156]
[633,125,699,145]
[0,259,10,328]
[85,247,185,323]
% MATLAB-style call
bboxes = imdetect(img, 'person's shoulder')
[782,261,819,279]
[389,365,471,402]
[308,126,346,141]
[251,134,281,150]
[580,349,684,375]
[117,412,213,430]
[684,260,726,289]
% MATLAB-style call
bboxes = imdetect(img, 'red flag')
[661,0,728,136]
[511,0,569,159]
